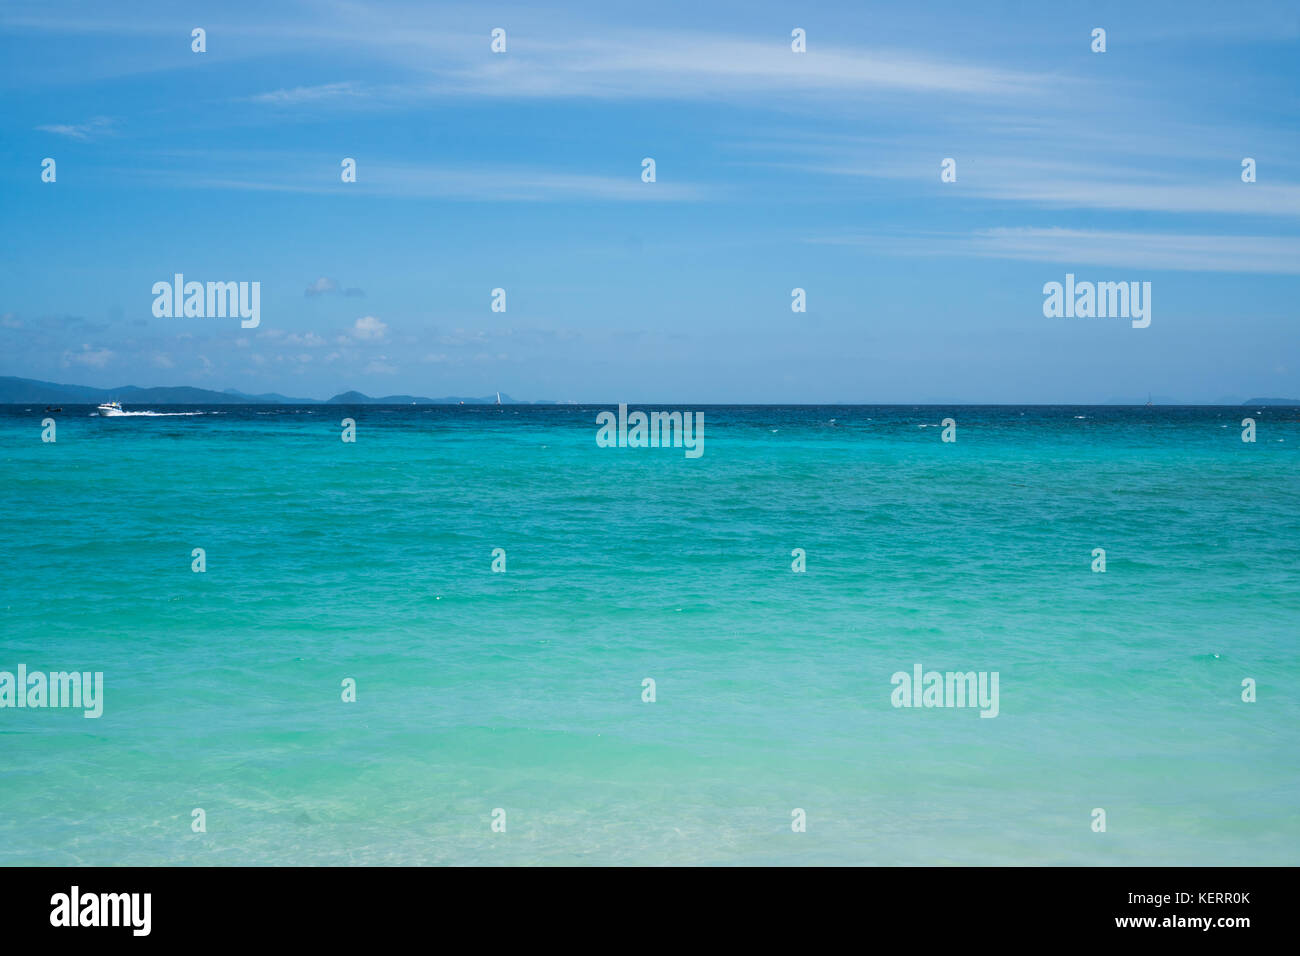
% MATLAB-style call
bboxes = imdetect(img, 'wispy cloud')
[968,178,1300,218]
[305,276,364,297]
[245,81,364,106]
[810,227,1300,274]
[287,332,326,347]
[36,116,113,140]
[3,4,1056,103]
[755,140,1300,217]
[157,158,715,202]
[427,33,1053,101]
[61,344,114,367]
[305,277,338,296]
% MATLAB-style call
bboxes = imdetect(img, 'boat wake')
[93,410,210,417]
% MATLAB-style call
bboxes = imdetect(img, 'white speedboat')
[97,401,125,416]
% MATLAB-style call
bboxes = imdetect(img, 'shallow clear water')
[1,404,1297,865]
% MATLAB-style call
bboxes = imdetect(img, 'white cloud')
[436,328,488,346]
[305,276,339,296]
[351,315,388,340]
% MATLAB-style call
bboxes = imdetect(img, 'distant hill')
[0,376,110,404]
[324,390,524,404]
[0,376,261,404]
[1101,396,1300,406]
[222,388,319,403]
[1102,395,1184,405]
[0,376,538,405]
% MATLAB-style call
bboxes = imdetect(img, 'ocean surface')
[1,404,1297,866]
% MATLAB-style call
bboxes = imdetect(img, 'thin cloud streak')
[429,34,1054,100]
[5,4,1058,103]
[245,82,364,105]
[809,227,1300,275]
[771,147,1300,217]
[143,159,716,202]
[35,116,114,140]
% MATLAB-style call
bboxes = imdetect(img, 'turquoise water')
[1,404,1297,865]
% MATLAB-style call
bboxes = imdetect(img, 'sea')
[1,403,1296,865]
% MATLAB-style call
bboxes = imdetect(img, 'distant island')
[0,376,553,406]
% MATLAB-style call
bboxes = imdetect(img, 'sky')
[1,0,1297,403]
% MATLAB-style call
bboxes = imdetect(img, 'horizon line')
[3,375,1297,407]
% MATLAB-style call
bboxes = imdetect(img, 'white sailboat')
[496,391,501,406]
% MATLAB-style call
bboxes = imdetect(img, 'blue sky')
[1,0,1297,402]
